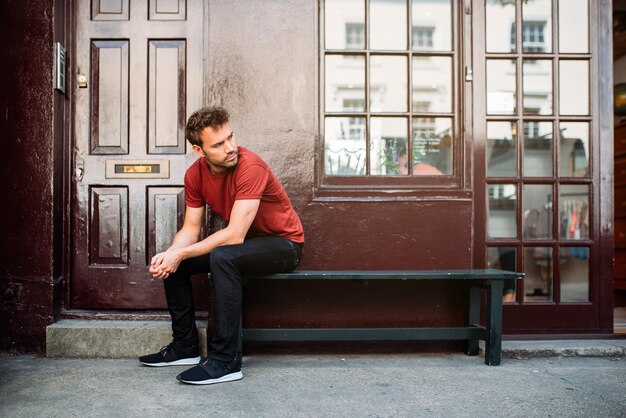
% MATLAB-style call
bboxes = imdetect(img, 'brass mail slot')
[105,160,170,179]
[116,164,159,174]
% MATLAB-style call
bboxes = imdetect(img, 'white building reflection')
[324,0,453,176]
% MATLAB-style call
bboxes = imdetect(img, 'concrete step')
[47,319,209,358]
[47,319,626,359]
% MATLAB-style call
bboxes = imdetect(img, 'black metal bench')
[241,269,524,366]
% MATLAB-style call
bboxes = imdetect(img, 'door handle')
[76,159,85,182]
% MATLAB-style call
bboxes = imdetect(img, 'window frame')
[316,0,468,199]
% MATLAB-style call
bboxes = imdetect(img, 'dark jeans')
[163,236,302,362]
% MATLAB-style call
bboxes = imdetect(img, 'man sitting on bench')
[139,106,305,385]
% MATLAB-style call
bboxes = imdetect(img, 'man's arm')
[166,205,205,251]
[149,199,260,279]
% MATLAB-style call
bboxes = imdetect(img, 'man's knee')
[210,246,237,270]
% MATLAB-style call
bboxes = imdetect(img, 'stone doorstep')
[492,340,626,360]
[46,319,626,360]
[46,319,209,359]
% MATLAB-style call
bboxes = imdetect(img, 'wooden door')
[71,0,206,308]
[474,0,611,332]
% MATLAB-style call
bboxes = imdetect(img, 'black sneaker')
[139,342,201,367]
[176,352,243,385]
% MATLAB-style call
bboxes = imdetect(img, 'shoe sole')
[178,371,243,385]
[140,356,201,367]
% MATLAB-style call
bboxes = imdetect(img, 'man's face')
[192,122,238,174]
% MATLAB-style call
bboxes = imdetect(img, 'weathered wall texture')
[0,0,58,352]
[206,0,472,328]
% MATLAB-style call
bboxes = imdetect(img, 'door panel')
[72,1,206,309]
[91,40,129,154]
[476,0,602,331]
[92,0,130,21]
[90,187,129,265]
[148,40,187,154]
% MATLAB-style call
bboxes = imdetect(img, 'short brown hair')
[185,106,230,146]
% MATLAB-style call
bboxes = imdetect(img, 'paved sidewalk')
[1,352,625,417]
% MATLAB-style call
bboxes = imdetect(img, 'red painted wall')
[0,0,61,352]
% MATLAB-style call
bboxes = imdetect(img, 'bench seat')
[239,269,524,366]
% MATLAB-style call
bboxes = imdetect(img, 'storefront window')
[370,56,407,112]
[487,247,518,302]
[486,59,516,115]
[522,0,552,53]
[523,59,552,115]
[370,117,408,175]
[412,56,452,114]
[325,55,365,113]
[484,0,592,305]
[488,184,517,239]
[524,246,553,301]
[558,0,588,53]
[522,184,553,240]
[325,117,366,175]
[560,247,589,302]
[522,121,552,177]
[487,121,517,177]
[559,60,589,116]
[370,0,406,50]
[559,122,590,177]
[559,185,589,240]
[486,0,515,53]
[322,0,456,181]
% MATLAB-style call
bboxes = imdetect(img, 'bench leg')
[466,286,481,356]
[485,280,503,366]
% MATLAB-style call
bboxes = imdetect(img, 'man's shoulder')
[237,147,269,169]
[185,157,202,174]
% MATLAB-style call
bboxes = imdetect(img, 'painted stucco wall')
[0,0,59,352]
[205,0,472,329]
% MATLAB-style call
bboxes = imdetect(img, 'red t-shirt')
[184,146,304,244]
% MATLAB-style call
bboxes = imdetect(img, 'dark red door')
[71,0,206,308]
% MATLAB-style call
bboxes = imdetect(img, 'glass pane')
[325,117,366,175]
[370,56,407,112]
[560,247,589,302]
[559,185,589,240]
[559,60,589,115]
[371,0,407,50]
[325,55,365,112]
[487,121,517,177]
[487,59,517,115]
[558,0,588,53]
[524,246,553,302]
[412,56,452,113]
[411,117,451,175]
[488,184,517,239]
[485,0,516,53]
[411,0,451,51]
[523,59,552,115]
[487,247,518,302]
[325,0,365,49]
[522,0,552,53]
[559,122,590,177]
[523,121,552,177]
[370,117,408,176]
[522,184,553,239]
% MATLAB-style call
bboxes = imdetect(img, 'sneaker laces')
[200,357,221,368]
[159,342,176,358]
